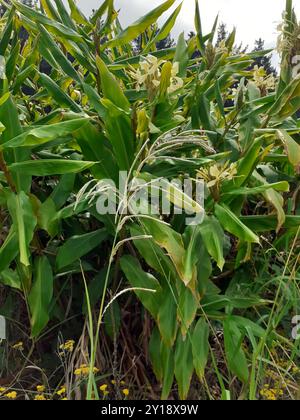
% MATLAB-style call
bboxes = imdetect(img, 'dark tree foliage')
[216,23,227,46]
[252,38,277,75]
[156,34,175,50]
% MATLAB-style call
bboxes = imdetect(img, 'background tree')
[216,22,228,45]
[252,38,277,75]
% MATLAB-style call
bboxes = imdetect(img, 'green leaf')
[105,0,176,48]
[253,171,286,232]
[277,129,300,169]
[120,255,161,319]
[149,327,163,382]
[3,118,89,149]
[28,256,54,337]
[215,204,260,244]
[37,198,59,237]
[182,226,202,287]
[173,32,189,77]
[50,173,75,209]
[39,73,82,113]
[142,219,187,284]
[7,192,37,267]
[96,57,130,111]
[67,0,90,26]
[101,98,134,171]
[223,317,249,383]
[157,291,177,347]
[73,121,119,181]
[90,0,113,25]
[143,2,183,54]
[56,228,108,271]
[9,159,95,176]
[240,215,300,232]
[223,181,290,196]
[177,285,199,336]
[194,0,205,54]
[192,318,210,380]
[160,340,175,399]
[199,216,225,270]
[0,227,19,272]
[0,8,14,55]
[12,0,82,41]
[174,334,194,399]
[130,225,178,282]
[38,24,82,83]
[0,95,31,191]
[0,268,21,290]
[230,316,265,339]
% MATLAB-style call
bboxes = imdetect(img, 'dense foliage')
[0,0,299,400]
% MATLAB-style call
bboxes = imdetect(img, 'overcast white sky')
[76,0,300,51]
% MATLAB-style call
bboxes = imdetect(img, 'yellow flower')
[99,384,108,392]
[102,391,109,397]
[122,389,129,397]
[36,385,45,393]
[12,342,24,351]
[34,394,47,401]
[59,340,75,353]
[260,387,282,401]
[0,387,6,393]
[74,364,99,376]
[56,386,66,396]
[111,380,116,385]
[5,391,17,400]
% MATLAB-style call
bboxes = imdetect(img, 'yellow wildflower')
[74,364,99,376]
[59,340,75,353]
[0,387,6,393]
[260,386,284,401]
[99,384,108,392]
[34,394,47,401]
[56,386,66,396]
[122,389,129,397]
[5,391,17,400]
[36,385,45,393]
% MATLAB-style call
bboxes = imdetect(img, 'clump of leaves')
[0,0,299,400]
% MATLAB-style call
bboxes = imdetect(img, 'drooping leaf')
[199,216,225,270]
[9,160,95,176]
[192,318,210,380]
[215,204,260,244]
[105,0,176,48]
[174,334,194,400]
[7,192,37,267]
[223,317,249,383]
[3,118,89,149]
[120,255,161,318]
[28,256,54,337]
[56,228,108,271]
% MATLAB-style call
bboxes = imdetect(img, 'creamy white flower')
[129,55,184,96]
